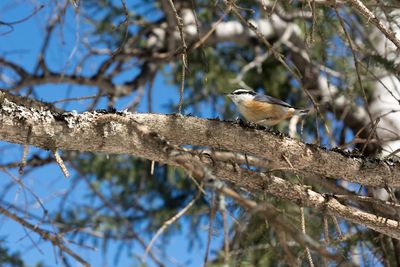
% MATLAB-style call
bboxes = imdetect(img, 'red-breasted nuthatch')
[227,88,309,127]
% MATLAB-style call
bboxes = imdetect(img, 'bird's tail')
[293,108,310,116]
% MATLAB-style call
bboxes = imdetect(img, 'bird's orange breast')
[238,99,294,126]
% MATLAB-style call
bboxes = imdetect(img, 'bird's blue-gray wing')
[254,94,293,108]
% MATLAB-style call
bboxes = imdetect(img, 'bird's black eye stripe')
[233,90,256,95]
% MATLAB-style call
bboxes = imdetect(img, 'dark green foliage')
[55,154,208,253]
[0,241,25,267]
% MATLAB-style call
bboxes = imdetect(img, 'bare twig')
[0,205,91,267]
[220,193,230,265]
[204,191,217,266]
[332,216,344,240]
[259,0,313,21]
[323,216,330,244]
[347,0,400,51]
[51,94,106,104]
[165,0,188,114]
[334,5,374,129]
[189,7,231,51]
[301,207,315,267]
[0,4,45,35]
[19,125,32,176]
[143,190,201,260]
[53,150,70,178]
[150,160,155,175]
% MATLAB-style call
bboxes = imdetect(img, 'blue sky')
[0,1,223,266]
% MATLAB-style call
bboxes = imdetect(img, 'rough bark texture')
[1,92,400,240]
[1,92,399,188]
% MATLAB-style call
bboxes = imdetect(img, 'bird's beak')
[226,93,233,98]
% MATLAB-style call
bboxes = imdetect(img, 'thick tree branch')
[2,92,400,239]
[0,91,399,188]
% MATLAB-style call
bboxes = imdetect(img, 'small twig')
[51,94,106,104]
[19,125,32,176]
[220,193,230,265]
[60,6,80,79]
[177,56,186,114]
[228,1,301,80]
[143,190,201,260]
[276,231,298,267]
[301,207,315,267]
[69,0,80,8]
[334,5,375,130]
[0,4,45,35]
[150,160,155,175]
[331,216,344,240]
[189,7,231,51]
[165,0,188,114]
[147,78,154,112]
[2,168,48,218]
[260,0,312,21]
[347,0,400,51]
[204,191,217,266]
[113,0,130,56]
[127,82,146,111]
[94,0,130,77]
[309,0,316,43]
[361,118,380,154]
[0,205,90,267]
[232,51,269,89]
[53,150,70,178]
[323,216,330,244]
[384,148,400,160]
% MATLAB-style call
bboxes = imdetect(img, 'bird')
[227,88,309,127]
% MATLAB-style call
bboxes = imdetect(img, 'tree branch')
[0,204,91,267]
[347,0,400,51]
[0,91,399,188]
[1,92,400,239]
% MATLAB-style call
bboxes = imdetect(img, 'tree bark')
[1,91,400,240]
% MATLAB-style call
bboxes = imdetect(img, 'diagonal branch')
[347,0,400,51]
[0,57,138,97]
[0,205,91,267]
